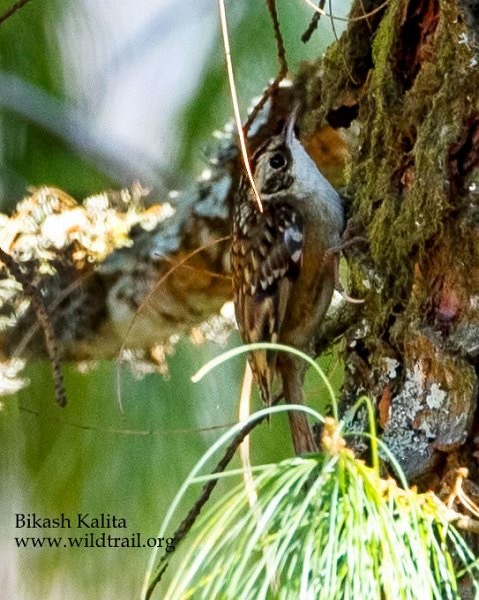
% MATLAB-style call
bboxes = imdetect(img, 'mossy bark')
[309,0,479,487]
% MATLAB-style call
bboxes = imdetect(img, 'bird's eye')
[269,152,286,169]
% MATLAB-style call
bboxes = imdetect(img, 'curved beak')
[285,103,300,146]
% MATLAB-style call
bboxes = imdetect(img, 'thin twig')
[158,255,231,281]
[358,0,373,32]
[19,405,234,437]
[301,0,326,43]
[13,270,93,359]
[0,248,66,406]
[243,0,289,135]
[267,0,288,80]
[0,0,34,26]
[301,0,389,23]
[218,0,263,211]
[239,362,256,506]
[327,0,359,85]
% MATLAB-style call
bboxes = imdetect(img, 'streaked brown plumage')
[231,112,344,454]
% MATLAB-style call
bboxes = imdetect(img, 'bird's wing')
[232,202,303,404]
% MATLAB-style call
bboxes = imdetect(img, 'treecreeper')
[231,109,345,454]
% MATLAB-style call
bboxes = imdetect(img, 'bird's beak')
[285,103,300,146]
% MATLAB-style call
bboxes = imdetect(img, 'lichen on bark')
[310,0,479,484]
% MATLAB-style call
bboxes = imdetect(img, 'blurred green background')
[0,0,348,597]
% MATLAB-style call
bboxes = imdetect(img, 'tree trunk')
[1,0,479,491]
[314,0,479,487]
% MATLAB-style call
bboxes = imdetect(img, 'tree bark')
[1,0,479,490]
[314,0,479,486]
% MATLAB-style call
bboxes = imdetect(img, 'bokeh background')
[0,0,349,597]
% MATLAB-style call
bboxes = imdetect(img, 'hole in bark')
[327,104,359,129]
[396,0,440,91]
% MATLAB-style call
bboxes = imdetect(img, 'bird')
[231,109,345,454]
